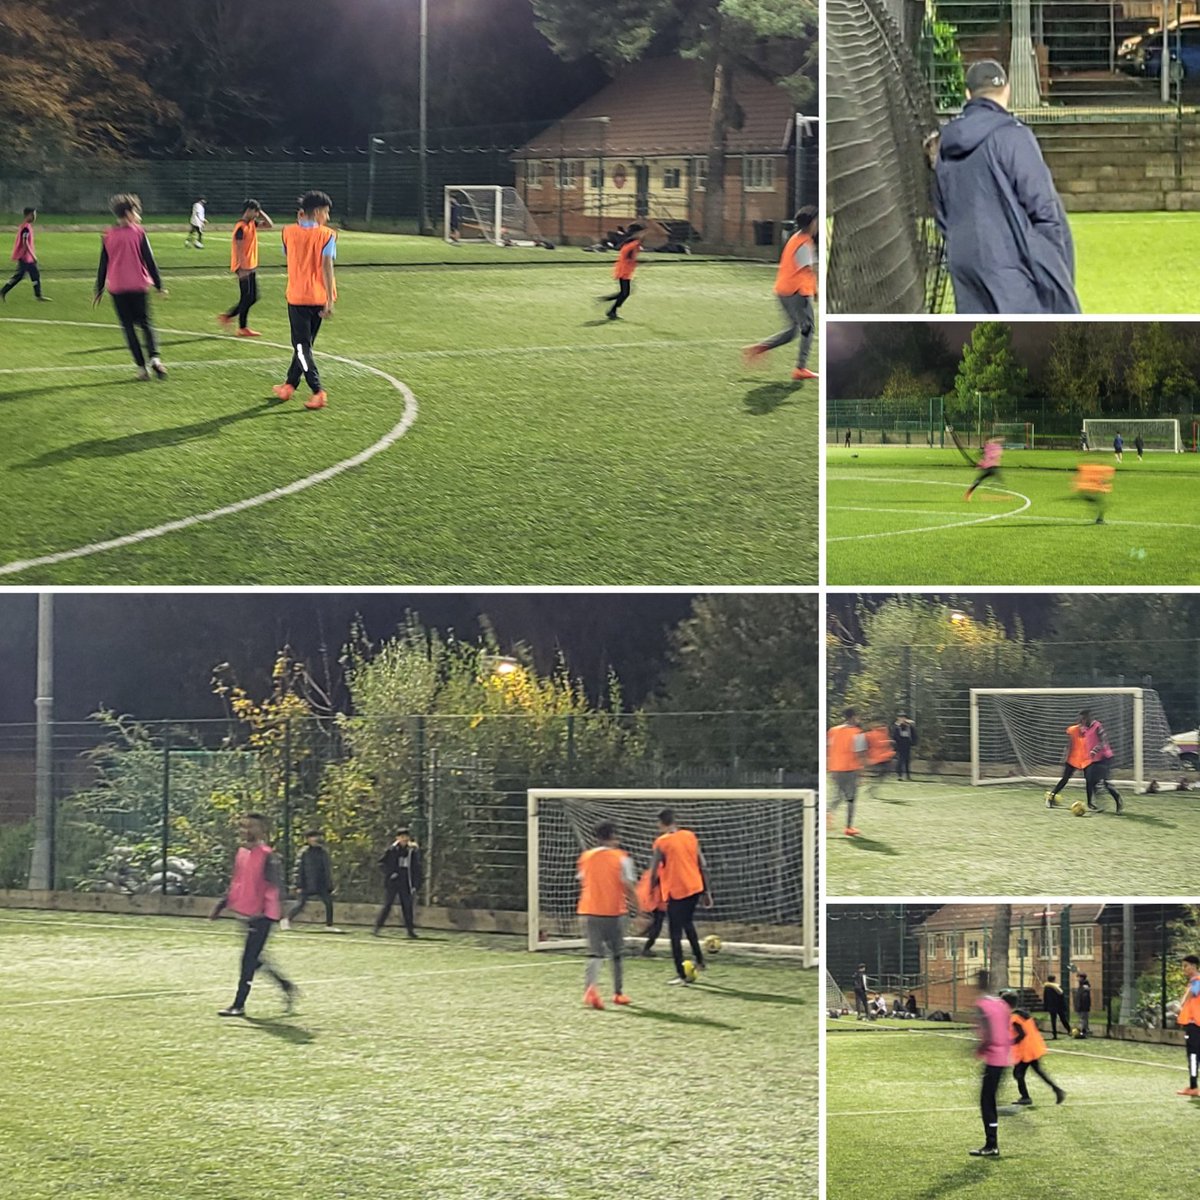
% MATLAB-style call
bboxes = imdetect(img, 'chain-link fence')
[0,711,816,910]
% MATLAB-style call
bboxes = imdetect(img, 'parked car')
[1119,22,1200,78]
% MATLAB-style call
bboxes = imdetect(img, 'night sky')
[826,322,1059,367]
[0,593,697,725]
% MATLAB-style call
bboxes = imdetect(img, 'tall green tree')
[1044,323,1112,417]
[1125,323,1198,415]
[951,323,1030,436]
[531,0,816,241]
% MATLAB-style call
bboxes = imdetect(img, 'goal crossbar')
[527,788,816,966]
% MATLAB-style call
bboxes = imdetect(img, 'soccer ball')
[703,934,722,955]
[1070,800,1086,817]
[682,959,699,982]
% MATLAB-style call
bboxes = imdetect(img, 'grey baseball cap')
[965,60,1007,92]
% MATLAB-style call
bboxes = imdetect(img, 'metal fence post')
[282,719,293,875]
[161,730,171,896]
[425,747,437,908]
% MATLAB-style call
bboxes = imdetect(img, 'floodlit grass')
[826,776,1200,896]
[826,446,1200,584]
[0,910,814,1200]
[0,231,815,584]
[827,1021,1191,1199]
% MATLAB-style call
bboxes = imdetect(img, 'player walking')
[373,828,422,938]
[185,196,207,248]
[577,822,638,1010]
[1005,993,1066,1105]
[649,809,712,986]
[964,437,1003,500]
[971,971,1011,1157]
[284,829,338,931]
[1134,432,1145,461]
[1,208,49,302]
[1113,431,1123,462]
[1045,711,1092,808]
[1177,955,1200,1097]
[219,200,272,337]
[210,813,298,1017]
[828,708,867,837]
[1081,712,1123,813]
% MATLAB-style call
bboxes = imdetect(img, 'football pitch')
[825,777,1200,896]
[826,447,1200,584]
[0,910,814,1200]
[826,1021,1190,1199]
[0,228,816,585]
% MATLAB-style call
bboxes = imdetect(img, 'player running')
[742,205,819,382]
[971,971,1011,1158]
[1113,431,1124,462]
[218,200,273,337]
[600,223,645,320]
[1074,461,1115,524]
[828,707,867,837]
[577,822,638,1009]
[649,809,713,986]
[964,437,1003,500]
[1080,712,1123,813]
[273,190,337,411]
[1177,955,1200,1097]
[93,194,167,381]
[1,208,49,302]
[210,813,298,1018]
[1005,992,1066,1105]
[185,196,207,248]
[1045,711,1092,808]
[1135,432,1145,460]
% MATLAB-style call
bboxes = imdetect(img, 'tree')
[990,905,1011,993]
[1044,323,1110,417]
[649,593,818,773]
[1125,323,1198,415]
[531,0,816,241]
[950,323,1030,436]
[879,364,945,404]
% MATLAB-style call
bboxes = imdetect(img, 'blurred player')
[1113,431,1123,462]
[1080,426,1089,452]
[1074,461,1114,524]
[1177,954,1200,1096]
[1135,432,1145,461]
[742,205,819,381]
[219,199,273,337]
[1,207,49,302]
[185,196,207,248]
[93,193,167,381]
[649,809,713,985]
[865,724,895,779]
[636,861,666,956]
[210,812,297,1017]
[1005,992,1065,1105]
[828,707,867,837]
[970,971,1011,1157]
[1044,709,1092,808]
[964,437,1003,500]
[577,822,638,1009]
[1081,712,1123,813]
[600,223,645,320]
[273,190,337,411]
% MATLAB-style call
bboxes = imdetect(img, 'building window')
[1071,926,1095,960]
[934,934,944,959]
[558,160,582,189]
[967,939,981,961]
[663,167,682,189]
[945,933,959,959]
[589,165,605,189]
[1039,927,1059,959]
[743,156,776,192]
[695,158,708,191]
[525,160,542,188]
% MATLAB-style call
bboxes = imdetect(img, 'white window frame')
[1071,925,1095,960]
[663,166,682,189]
[525,160,542,188]
[743,156,776,192]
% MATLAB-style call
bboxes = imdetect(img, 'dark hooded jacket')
[933,97,1080,314]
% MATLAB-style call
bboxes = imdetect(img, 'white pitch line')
[0,318,418,578]
[0,357,284,376]
[828,1098,1178,1118]
[1,961,575,1010]
[825,476,1032,543]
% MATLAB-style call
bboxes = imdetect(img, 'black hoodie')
[933,97,1079,314]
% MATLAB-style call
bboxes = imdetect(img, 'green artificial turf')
[827,1021,1192,1199]
[826,776,1199,896]
[0,231,815,585]
[0,910,815,1200]
[826,446,1200,584]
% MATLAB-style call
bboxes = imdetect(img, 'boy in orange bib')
[1004,992,1065,1105]
[576,822,638,1009]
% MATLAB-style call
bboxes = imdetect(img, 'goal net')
[527,788,816,963]
[444,186,548,247]
[1082,418,1182,453]
[991,422,1034,449]
[826,968,849,1011]
[970,688,1177,792]
[827,0,946,314]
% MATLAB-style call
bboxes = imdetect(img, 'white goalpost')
[991,421,1034,449]
[969,687,1177,792]
[527,788,816,965]
[1082,418,1182,453]
[444,185,549,247]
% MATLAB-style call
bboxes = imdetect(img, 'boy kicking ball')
[273,190,336,411]
[93,193,168,382]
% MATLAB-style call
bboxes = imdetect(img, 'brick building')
[512,57,808,249]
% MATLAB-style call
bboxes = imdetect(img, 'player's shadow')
[241,1017,318,1045]
[581,317,616,327]
[699,982,805,1008]
[1116,809,1175,830]
[844,835,900,857]
[619,1006,740,1032]
[914,1163,995,1200]
[0,379,127,404]
[14,402,282,470]
[742,383,797,416]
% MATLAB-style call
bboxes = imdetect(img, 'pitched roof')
[917,904,1108,931]
[516,57,796,158]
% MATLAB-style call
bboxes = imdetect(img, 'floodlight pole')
[29,594,54,890]
[366,135,385,226]
[418,0,431,235]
